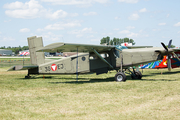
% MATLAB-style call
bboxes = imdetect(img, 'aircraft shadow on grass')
[49,78,177,84]
[18,76,114,84]
[18,70,179,83]
[49,77,115,84]
[149,71,180,75]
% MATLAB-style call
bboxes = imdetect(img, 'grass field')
[0,66,180,120]
[0,58,31,67]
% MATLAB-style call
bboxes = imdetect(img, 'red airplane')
[140,51,180,69]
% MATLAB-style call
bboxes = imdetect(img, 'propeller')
[161,42,168,52]
[161,40,172,71]
[167,40,172,71]
[167,55,171,71]
[161,39,180,71]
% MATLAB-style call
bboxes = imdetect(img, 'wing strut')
[92,48,114,69]
[76,47,78,81]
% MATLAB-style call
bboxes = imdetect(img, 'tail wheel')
[115,72,126,82]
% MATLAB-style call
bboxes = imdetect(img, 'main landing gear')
[115,72,126,82]
[25,74,31,79]
[115,68,142,82]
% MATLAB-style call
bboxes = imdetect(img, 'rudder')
[27,36,45,65]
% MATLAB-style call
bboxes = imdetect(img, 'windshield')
[114,45,128,58]
[115,45,128,51]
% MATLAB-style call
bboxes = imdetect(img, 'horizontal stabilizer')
[7,65,38,71]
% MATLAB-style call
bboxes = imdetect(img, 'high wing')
[37,42,115,53]
[126,46,153,49]
[36,42,153,53]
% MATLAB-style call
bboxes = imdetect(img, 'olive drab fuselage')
[28,47,160,75]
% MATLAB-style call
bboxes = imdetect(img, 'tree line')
[100,36,135,45]
[100,36,177,48]
[0,46,29,54]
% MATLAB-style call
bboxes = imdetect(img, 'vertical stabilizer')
[27,36,45,65]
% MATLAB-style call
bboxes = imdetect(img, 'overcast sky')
[1,0,180,47]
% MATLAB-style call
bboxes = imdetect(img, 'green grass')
[0,58,31,67]
[0,67,180,119]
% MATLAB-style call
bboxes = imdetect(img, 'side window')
[100,53,109,58]
[89,54,98,60]
[89,53,109,59]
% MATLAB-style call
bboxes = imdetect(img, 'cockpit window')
[114,45,128,58]
[114,49,120,58]
[115,45,128,51]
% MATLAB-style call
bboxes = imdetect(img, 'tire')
[25,76,31,79]
[131,71,142,79]
[137,71,142,79]
[131,74,135,79]
[115,72,126,82]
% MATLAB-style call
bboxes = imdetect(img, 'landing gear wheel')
[137,71,142,79]
[115,72,126,82]
[131,71,142,79]
[25,75,31,79]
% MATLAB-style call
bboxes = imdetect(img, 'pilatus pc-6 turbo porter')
[8,36,180,82]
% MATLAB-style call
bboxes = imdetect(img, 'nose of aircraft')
[161,39,180,71]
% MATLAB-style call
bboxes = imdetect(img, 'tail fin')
[27,36,45,65]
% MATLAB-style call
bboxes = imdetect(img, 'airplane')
[140,50,180,70]
[8,36,180,82]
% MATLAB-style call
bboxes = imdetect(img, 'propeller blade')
[161,42,168,51]
[168,39,172,48]
[167,55,171,71]
[172,52,180,62]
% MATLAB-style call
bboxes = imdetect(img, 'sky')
[0,0,180,47]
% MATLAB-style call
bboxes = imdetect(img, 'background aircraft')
[140,50,180,70]
[8,36,180,82]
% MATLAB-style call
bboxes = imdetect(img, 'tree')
[0,46,6,49]
[123,38,135,45]
[170,45,175,48]
[166,45,175,48]
[129,38,135,45]
[22,46,29,50]
[100,37,135,45]
[100,36,110,45]
[112,38,120,45]
[0,45,29,54]
[124,38,129,43]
